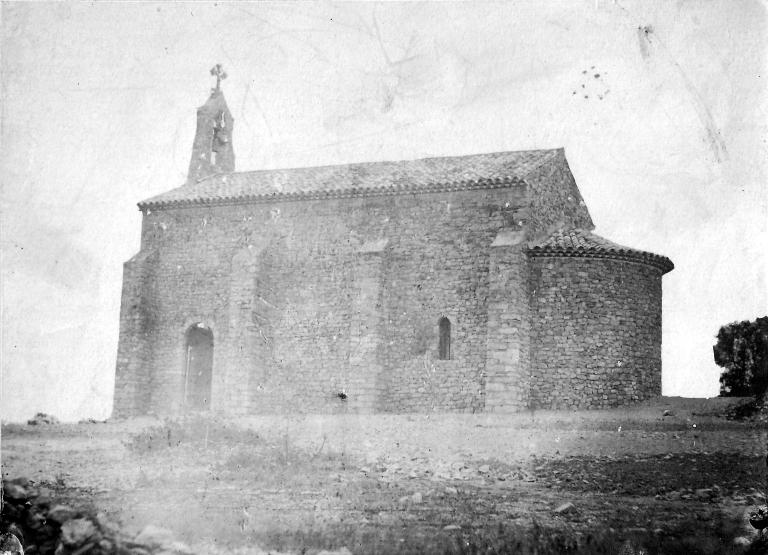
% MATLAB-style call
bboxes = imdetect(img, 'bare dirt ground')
[2,397,767,554]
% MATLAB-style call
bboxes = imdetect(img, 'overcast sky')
[1,1,766,421]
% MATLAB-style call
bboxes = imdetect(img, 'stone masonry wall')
[114,186,528,416]
[484,240,532,412]
[113,250,159,417]
[523,150,594,241]
[529,256,663,409]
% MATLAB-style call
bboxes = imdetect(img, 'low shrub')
[124,414,263,454]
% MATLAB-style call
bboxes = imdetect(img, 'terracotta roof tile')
[528,229,674,273]
[139,148,561,208]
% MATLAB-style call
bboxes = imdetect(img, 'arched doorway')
[184,324,213,411]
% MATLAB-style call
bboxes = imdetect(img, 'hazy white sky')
[1,1,766,421]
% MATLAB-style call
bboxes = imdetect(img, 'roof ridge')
[193,147,562,185]
[514,148,564,179]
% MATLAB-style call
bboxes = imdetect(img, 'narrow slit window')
[438,317,451,360]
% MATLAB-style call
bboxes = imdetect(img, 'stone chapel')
[113,77,673,417]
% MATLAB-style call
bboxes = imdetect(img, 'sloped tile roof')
[527,229,674,273]
[139,149,561,209]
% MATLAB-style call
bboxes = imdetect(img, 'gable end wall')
[523,151,594,241]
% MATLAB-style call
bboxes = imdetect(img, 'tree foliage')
[714,317,768,398]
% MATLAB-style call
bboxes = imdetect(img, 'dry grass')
[2,397,767,554]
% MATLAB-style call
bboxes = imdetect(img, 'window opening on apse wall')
[438,317,451,360]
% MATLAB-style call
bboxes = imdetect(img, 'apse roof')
[527,229,674,273]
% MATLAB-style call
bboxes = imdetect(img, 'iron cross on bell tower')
[210,63,227,92]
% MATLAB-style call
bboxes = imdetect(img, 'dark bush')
[714,317,768,398]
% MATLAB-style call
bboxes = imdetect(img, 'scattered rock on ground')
[554,502,577,515]
[618,539,642,554]
[154,540,195,555]
[317,548,353,555]
[78,418,106,424]
[60,517,99,547]
[27,412,60,425]
[48,505,77,524]
[134,525,177,549]
[0,532,24,555]
[3,482,28,501]
[695,488,715,501]
[0,478,205,555]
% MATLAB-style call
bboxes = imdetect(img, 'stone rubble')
[26,413,60,426]
[0,477,195,555]
[553,502,577,515]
